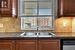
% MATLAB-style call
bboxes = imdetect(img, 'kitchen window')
[18,0,57,30]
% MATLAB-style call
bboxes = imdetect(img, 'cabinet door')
[0,0,17,17]
[0,40,15,50]
[58,0,75,17]
[39,39,60,50]
[16,40,36,50]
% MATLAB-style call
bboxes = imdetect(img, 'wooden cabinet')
[0,39,60,50]
[16,40,36,50]
[38,39,60,50]
[0,40,15,50]
[16,39,60,50]
[0,0,17,17]
[58,0,75,17]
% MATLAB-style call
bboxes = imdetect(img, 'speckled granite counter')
[0,36,75,40]
[0,32,74,40]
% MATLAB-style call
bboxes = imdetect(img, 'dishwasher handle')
[63,40,75,45]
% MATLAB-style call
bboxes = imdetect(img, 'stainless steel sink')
[37,32,55,37]
[19,32,55,37]
[19,32,37,37]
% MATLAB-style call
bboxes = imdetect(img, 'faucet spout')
[20,32,26,37]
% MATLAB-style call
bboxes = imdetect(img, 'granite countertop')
[0,32,74,40]
[0,32,22,37]
[0,36,75,40]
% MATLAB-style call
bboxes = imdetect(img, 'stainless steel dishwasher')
[63,40,75,50]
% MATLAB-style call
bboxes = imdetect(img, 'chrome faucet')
[19,32,26,37]
[49,32,56,36]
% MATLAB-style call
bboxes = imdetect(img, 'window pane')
[39,2,52,9]
[39,9,52,15]
[21,17,37,30]
[38,0,51,2]
[38,17,53,30]
[24,2,37,8]
[24,9,37,15]
[25,0,37,1]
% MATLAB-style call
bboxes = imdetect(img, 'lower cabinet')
[15,39,60,50]
[16,40,36,50]
[39,39,60,50]
[0,39,60,50]
[0,40,15,50]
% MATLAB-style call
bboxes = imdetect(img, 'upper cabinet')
[0,0,18,17]
[58,0,75,17]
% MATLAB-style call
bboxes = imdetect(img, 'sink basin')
[19,32,37,37]
[19,32,55,37]
[37,32,55,37]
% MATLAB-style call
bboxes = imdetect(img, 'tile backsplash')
[0,17,21,32]
[54,17,72,33]
[0,16,75,37]
[54,17,75,36]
